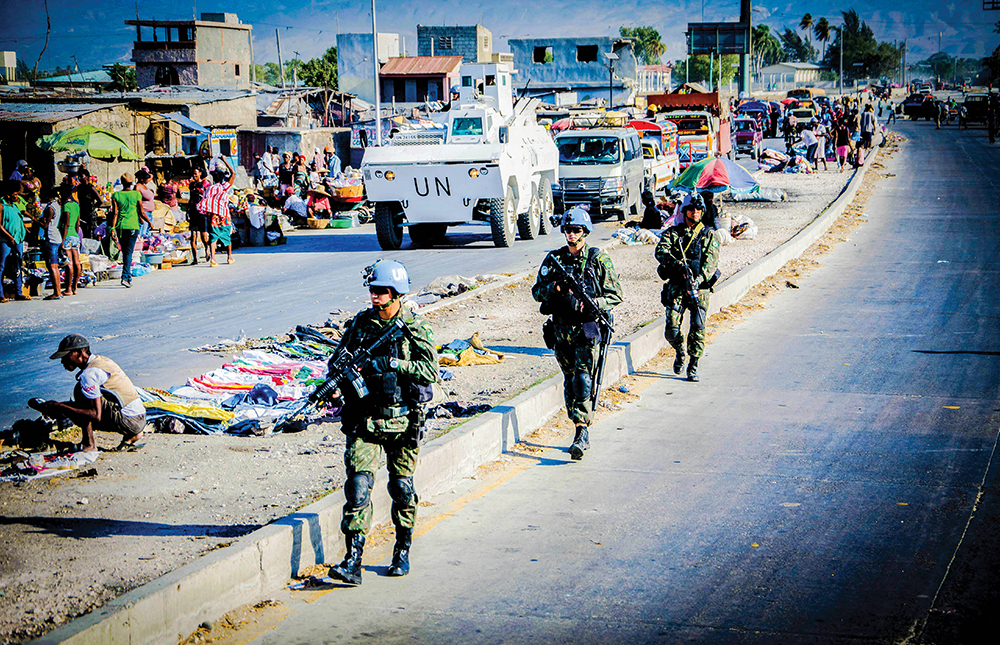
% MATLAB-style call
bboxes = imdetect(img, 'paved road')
[0,223,616,429]
[224,120,1000,642]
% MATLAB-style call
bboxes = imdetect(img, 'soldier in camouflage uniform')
[655,195,720,382]
[328,260,437,586]
[532,206,623,460]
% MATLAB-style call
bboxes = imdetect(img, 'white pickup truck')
[361,63,559,249]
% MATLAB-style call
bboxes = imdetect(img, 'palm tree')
[751,24,784,77]
[800,13,814,47]
[814,17,831,62]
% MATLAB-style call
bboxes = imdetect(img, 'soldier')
[655,195,721,382]
[532,206,623,460]
[327,260,437,586]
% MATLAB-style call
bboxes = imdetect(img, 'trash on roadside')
[0,449,99,483]
[612,227,660,245]
[730,214,758,240]
[730,187,787,202]
[438,333,505,366]
[428,401,493,419]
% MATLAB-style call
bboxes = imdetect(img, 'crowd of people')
[1,144,354,303]
[780,95,883,173]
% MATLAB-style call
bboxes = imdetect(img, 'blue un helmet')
[363,259,411,295]
[561,205,593,234]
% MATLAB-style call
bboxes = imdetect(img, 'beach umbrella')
[37,125,140,160]
[670,156,759,194]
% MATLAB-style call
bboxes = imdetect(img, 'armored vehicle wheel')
[409,223,447,247]
[537,183,554,235]
[518,189,541,240]
[375,202,404,250]
[490,184,517,248]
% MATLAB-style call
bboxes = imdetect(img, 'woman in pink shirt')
[134,168,156,236]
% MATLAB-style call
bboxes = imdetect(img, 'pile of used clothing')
[143,325,342,435]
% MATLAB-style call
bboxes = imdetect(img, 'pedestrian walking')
[327,260,437,585]
[187,167,211,264]
[655,195,721,382]
[532,206,623,460]
[108,173,148,288]
[198,157,236,266]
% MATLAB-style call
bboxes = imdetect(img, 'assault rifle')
[546,255,615,409]
[274,319,407,433]
[667,244,706,332]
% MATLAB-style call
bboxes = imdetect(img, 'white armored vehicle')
[362,63,559,249]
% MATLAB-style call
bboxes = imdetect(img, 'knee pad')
[388,476,415,507]
[572,372,592,401]
[345,472,374,509]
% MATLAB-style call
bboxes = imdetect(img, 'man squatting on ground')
[32,334,146,451]
[655,194,721,382]
[328,260,438,586]
[532,206,623,460]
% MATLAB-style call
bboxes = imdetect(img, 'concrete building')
[0,102,143,185]
[126,13,253,90]
[758,62,822,88]
[378,56,463,104]
[637,64,673,95]
[337,33,403,104]
[416,25,492,63]
[508,37,638,105]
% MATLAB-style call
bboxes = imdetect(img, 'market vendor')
[34,334,146,452]
[307,186,332,218]
[282,186,308,223]
[1,180,28,302]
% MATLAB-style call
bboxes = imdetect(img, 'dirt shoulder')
[0,155,887,643]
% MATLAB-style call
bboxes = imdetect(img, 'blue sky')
[1,1,996,74]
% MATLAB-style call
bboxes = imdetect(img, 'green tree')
[780,28,817,63]
[620,26,666,65]
[813,17,831,61]
[800,13,814,47]
[822,9,902,82]
[107,63,137,92]
[984,46,1000,83]
[298,47,338,89]
[674,54,739,88]
[751,24,785,75]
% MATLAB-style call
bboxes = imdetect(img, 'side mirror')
[499,126,509,143]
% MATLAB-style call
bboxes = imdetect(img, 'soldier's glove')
[371,356,396,373]
[564,292,584,313]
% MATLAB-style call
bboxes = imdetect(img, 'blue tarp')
[157,112,209,134]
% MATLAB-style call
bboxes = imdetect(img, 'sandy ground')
[0,148,898,643]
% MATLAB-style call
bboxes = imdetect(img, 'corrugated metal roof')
[379,56,462,77]
[120,86,254,105]
[36,70,114,84]
[0,102,121,123]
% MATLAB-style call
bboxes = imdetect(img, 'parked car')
[734,117,764,159]
[790,108,816,131]
[553,127,645,220]
[963,94,989,124]
[903,93,935,120]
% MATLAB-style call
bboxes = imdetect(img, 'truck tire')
[408,223,447,247]
[517,187,541,240]
[490,184,517,247]
[375,202,404,250]
[537,183,554,235]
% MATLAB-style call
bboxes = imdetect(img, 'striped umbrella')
[670,156,759,194]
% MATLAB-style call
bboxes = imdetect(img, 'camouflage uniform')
[655,222,721,359]
[336,303,437,535]
[532,243,623,425]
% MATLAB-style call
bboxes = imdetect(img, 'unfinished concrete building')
[126,13,253,90]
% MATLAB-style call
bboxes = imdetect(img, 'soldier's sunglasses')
[369,286,391,296]
[562,226,584,234]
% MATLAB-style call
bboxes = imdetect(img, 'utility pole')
[372,0,381,146]
[838,26,843,96]
[276,29,286,90]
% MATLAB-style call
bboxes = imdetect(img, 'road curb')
[35,149,879,645]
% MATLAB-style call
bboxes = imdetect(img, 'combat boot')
[687,357,700,382]
[329,532,365,585]
[672,349,686,375]
[387,527,412,577]
[568,424,590,460]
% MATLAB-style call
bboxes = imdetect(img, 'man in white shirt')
[35,334,146,452]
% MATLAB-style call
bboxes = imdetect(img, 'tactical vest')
[79,355,141,408]
[551,246,602,325]
[353,308,431,418]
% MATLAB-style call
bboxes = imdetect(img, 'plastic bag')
[731,214,758,240]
